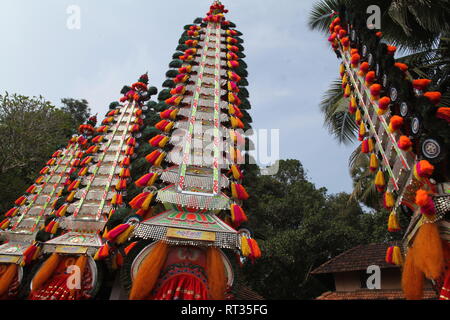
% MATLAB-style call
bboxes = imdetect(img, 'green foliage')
[242,160,393,299]
[60,98,91,129]
[0,93,75,213]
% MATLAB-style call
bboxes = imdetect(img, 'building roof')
[311,242,400,275]
[234,286,264,300]
[316,289,437,300]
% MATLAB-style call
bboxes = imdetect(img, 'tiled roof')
[316,289,437,300]
[311,242,400,274]
[234,286,264,300]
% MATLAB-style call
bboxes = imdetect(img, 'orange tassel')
[0,263,18,297]
[413,223,444,280]
[402,246,424,300]
[129,241,168,300]
[398,136,413,152]
[423,91,441,105]
[206,247,227,300]
[31,253,61,292]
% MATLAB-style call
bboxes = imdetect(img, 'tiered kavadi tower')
[325,6,449,299]
[0,1,260,300]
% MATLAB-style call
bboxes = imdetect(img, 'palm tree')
[308,0,450,207]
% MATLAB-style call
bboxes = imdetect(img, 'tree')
[0,93,74,213]
[241,160,393,299]
[60,98,91,129]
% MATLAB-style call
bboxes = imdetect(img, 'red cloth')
[153,274,208,300]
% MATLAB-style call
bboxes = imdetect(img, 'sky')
[0,0,357,194]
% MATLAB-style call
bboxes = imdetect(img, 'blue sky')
[0,0,357,194]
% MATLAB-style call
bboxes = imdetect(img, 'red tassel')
[135,173,157,188]
[145,150,162,164]
[230,204,248,227]
[15,196,27,206]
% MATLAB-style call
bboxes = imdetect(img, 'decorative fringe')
[230,165,243,180]
[230,204,248,227]
[111,193,123,206]
[398,136,413,152]
[355,109,362,125]
[129,241,169,300]
[94,243,111,260]
[129,192,154,211]
[388,211,401,232]
[423,91,441,105]
[105,224,134,244]
[348,95,357,114]
[412,223,444,280]
[5,207,19,218]
[383,191,395,210]
[415,189,436,216]
[413,160,434,181]
[377,97,391,115]
[0,263,18,297]
[374,170,386,193]
[370,84,382,100]
[389,115,404,133]
[0,218,10,230]
[135,173,158,188]
[365,71,376,85]
[369,153,378,173]
[15,196,27,206]
[31,253,61,292]
[231,183,249,200]
[402,246,424,300]
[54,204,68,217]
[358,122,366,141]
[436,107,450,123]
[385,246,403,266]
[412,79,431,91]
[206,247,227,300]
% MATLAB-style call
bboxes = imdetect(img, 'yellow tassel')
[375,170,385,192]
[342,74,348,86]
[359,122,366,137]
[116,225,135,244]
[66,191,76,202]
[159,136,169,148]
[392,246,403,266]
[351,95,357,109]
[142,193,154,211]
[241,236,251,257]
[32,246,41,260]
[368,138,374,153]
[154,153,165,167]
[344,84,351,97]
[50,222,59,234]
[388,211,401,232]
[384,191,395,208]
[228,104,235,115]
[102,227,109,238]
[231,183,238,199]
[355,109,361,123]
[231,165,242,180]
[339,63,345,77]
[369,153,378,172]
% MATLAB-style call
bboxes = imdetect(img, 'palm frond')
[319,78,358,145]
[308,0,343,32]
